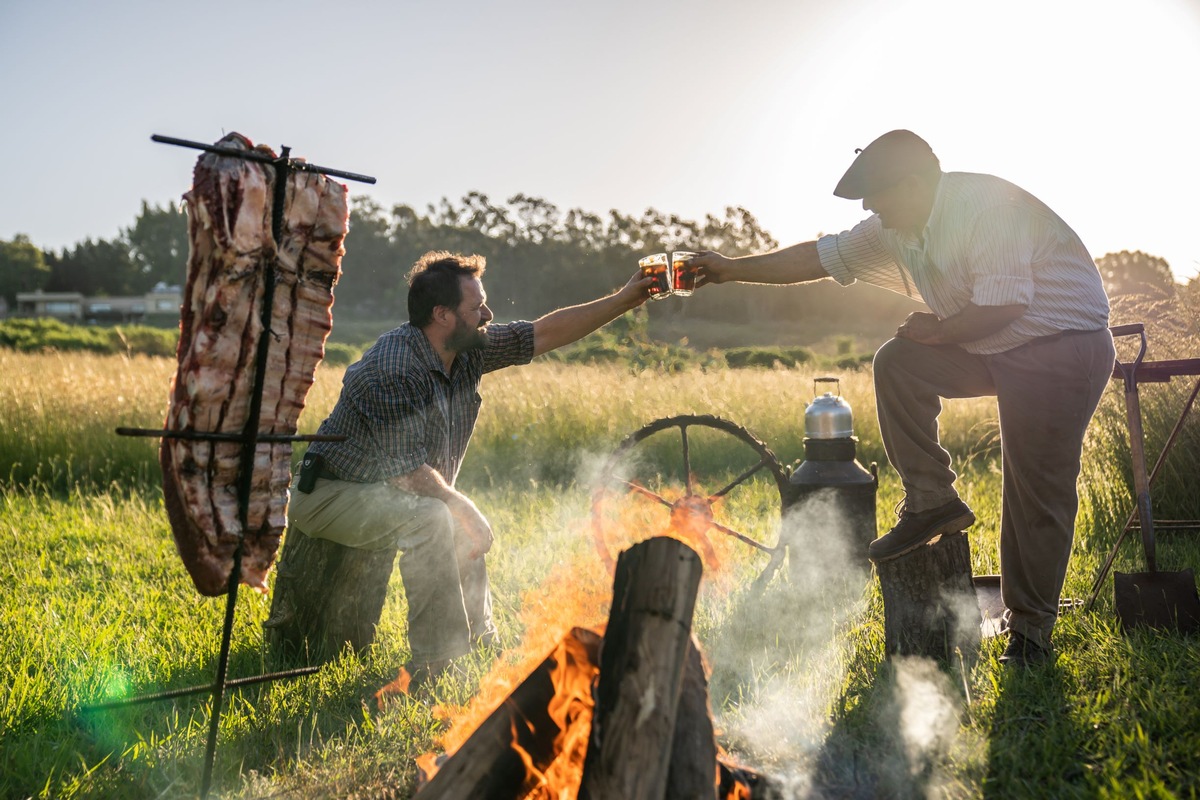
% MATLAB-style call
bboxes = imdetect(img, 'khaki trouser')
[873,330,1115,645]
[286,478,495,664]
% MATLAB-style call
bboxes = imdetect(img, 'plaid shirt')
[309,321,535,485]
[816,171,1109,354]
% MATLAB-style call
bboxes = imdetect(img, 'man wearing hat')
[691,131,1114,666]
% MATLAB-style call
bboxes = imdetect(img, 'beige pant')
[286,477,495,664]
[873,330,1115,645]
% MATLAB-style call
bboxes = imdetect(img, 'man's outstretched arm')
[532,270,651,357]
[692,241,828,286]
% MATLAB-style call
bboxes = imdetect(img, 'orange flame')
[410,487,751,796]
[419,555,610,777]
[591,478,743,597]
[374,666,414,707]
[512,631,598,799]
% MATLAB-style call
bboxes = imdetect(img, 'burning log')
[262,527,397,666]
[580,536,705,800]
[415,627,602,799]
[666,638,719,800]
[875,531,979,660]
[411,537,769,799]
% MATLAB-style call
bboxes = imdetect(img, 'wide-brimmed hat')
[833,130,940,199]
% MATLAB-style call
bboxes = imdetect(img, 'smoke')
[706,491,871,797]
[893,657,963,783]
[704,492,985,799]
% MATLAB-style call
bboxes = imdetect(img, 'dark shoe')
[868,498,975,562]
[998,630,1054,667]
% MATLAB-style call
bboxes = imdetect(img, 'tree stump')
[875,532,979,661]
[263,527,398,668]
[580,537,705,800]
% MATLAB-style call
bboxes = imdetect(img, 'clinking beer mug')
[639,251,699,300]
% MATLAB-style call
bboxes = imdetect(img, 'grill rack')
[79,133,375,799]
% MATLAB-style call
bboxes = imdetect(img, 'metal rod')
[618,479,673,509]
[199,564,241,797]
[80,667,321,711]
[201,146,289,800]
[710,459,770,500]
[115,427,345,443]
[708,520,775,553]
[152,134,376,184]
[680,426,692,495]
[1086,374,1200,609]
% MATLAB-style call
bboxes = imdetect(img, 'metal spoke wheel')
[590,414,791,592]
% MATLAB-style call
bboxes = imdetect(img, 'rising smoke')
[707,491,979,798]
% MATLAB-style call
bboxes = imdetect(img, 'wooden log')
[414,627,602,800]
[666,636,718,800]
[580,537,705,800]
[875,531,979,661]
[263,527,397,668]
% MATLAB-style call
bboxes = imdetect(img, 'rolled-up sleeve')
[817,217,920,300]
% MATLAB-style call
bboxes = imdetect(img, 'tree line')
[0,193,1188,337]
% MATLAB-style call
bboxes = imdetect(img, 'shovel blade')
[1113,568,1200,633]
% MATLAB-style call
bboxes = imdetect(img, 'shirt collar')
[400,322,451,379]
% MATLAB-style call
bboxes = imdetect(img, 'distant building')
[15,290,85,320]
[15,284,182,323]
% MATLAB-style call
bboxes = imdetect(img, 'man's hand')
[897,303,1027,345]
[619,268,656,305]
[690,250,735,287]
[447,494,494,560]
[896,311,944,344]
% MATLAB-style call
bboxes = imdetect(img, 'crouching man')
[288,250,651,684]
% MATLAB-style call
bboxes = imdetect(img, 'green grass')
[2,351,1200,799]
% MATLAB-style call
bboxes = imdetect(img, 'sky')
[3,0,1199,283]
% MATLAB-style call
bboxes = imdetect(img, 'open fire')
[381,478,768,799]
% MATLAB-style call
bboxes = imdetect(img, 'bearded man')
[288,250,650,683]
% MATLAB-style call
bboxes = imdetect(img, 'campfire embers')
[410,537,766,800]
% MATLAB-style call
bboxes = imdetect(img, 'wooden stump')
[263,527,398,668]
[580,537,705,800]
[875,532,979,661]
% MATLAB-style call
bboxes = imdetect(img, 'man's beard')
[447,316,488,352]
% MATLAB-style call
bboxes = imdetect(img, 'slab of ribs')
[160,132,348,596]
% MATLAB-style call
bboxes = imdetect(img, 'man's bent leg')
[990,331,1114,645]
[873,338,996,510]
[452,523,497,645]
[287,479,471,664]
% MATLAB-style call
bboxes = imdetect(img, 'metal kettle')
[804,377,854,439]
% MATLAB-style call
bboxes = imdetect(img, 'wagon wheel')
[590,414,791,593]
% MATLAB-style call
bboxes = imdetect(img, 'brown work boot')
[867,498,975,562]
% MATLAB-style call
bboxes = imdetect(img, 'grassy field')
[2,349,1199,799]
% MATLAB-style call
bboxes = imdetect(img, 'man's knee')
[396,496,457,553]
[872,336,920,379]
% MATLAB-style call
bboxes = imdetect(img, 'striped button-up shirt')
[309,320,535,485]
[816,171,1110,354]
